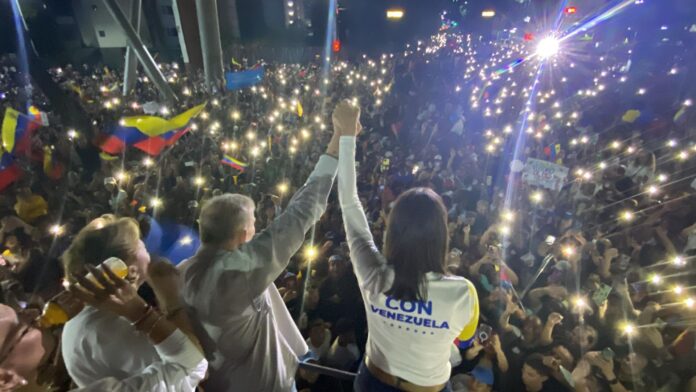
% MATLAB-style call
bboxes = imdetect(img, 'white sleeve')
[72,330,208,392]
[338,136,391,293]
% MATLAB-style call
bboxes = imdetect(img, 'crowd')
[0,3,696,391]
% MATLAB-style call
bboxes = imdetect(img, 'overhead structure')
[101,0,178,104]
[195,0,225,91]
[122,0,141,96]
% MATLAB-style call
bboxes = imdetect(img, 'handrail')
[298,362,357,381]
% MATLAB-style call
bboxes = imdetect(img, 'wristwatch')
[606,377,619,385]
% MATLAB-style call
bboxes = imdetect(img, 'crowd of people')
[1,3,696,391]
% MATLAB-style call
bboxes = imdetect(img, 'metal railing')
[298,362,357,381]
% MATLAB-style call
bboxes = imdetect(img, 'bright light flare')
[305,246,318,260]
[530,191,544,204]
[115,171,128,182]
[49,224,64,236]
[572,296,587,309]
[536,36,560,59]
[649,274,662,285]
[621,322,636,336]
[561,245,576,258]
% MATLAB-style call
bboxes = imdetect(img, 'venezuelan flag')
[2,108,41,156]
[43,146,64,180]
[101,103,206,156]
[28,105,48,126]
[220,155,248,172]
[0,152,21,191]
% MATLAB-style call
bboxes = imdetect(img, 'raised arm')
[69,266,207,392]
[235,142,339,297]
[336,102,390,291]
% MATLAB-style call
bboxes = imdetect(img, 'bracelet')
[144,312,165,336]
[165,306,184,319]
[130,305,153,328]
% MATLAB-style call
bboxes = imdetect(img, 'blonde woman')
[61,215,200,390]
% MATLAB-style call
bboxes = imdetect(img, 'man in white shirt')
[179,127,340,391]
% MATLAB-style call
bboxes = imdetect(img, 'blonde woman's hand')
[69,264,147,323]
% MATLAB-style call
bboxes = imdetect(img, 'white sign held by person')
[522,158,569,191]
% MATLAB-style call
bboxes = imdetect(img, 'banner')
[521,158,569,191]
[225,67,265,91]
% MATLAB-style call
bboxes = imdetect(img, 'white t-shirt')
[306,329,332,360]
[338,137,480,386]
[325,340,360,370]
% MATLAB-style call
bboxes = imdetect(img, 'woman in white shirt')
[0,264,206,391]
[333,101,480,392]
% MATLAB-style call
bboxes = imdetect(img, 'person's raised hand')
[603,247,619,260]
[69,264,148,323]
[585,351,614,377]
[0,368,27,391]
[547,312,564,326]
[332,100,361,137]
[147,259,182,314]
[546,285,568,300]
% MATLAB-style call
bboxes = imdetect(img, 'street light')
[481,9,496,18]
[386,9,404,20]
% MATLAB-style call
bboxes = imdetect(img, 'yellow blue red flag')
[2,108,40,155]
[101,103,206,156]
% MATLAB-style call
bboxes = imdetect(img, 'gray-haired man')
[179,110,343,391]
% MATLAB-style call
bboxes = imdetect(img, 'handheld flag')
[2,108,41,156]
[0,152,21,191]
[42,146,64,180]
[296,101,304,117]
[28,106,49,126]
[221,155,248,172]
[101,103,206,156]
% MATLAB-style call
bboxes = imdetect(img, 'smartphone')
[477,324,493,343]
[545,235,557,246]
